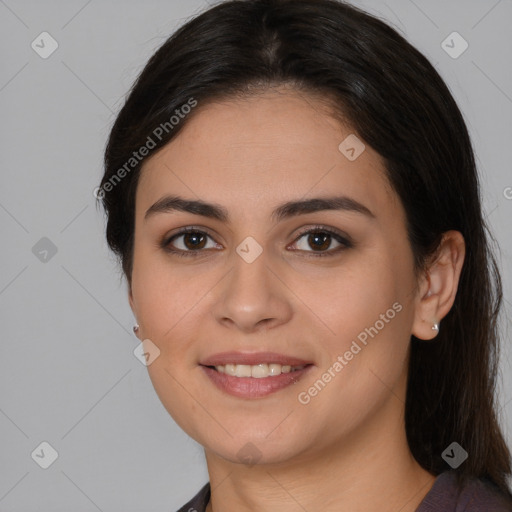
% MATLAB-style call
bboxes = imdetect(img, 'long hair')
[99,0,512,497]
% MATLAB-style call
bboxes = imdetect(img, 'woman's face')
[129,88,423,465]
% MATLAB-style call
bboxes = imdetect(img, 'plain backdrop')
[1,0,511,510]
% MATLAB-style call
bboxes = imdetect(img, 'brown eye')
[162,228,219,256]
[161,225,353,258]
[290,226,353,257]
[305,232,333,251]
[181,232,208,250]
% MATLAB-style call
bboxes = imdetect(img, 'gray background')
[1,0,511,510]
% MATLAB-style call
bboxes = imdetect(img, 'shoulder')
[417,471,512,512]
[176,483,210,512]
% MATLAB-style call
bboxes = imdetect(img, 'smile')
[213,363,307,378]
[199,352,313,398]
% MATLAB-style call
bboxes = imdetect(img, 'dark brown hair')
[99,0,512,497]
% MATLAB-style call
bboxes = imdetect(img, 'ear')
[411,230,465,340]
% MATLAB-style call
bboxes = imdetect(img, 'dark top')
[176,471,512,511]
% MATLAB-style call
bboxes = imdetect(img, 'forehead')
[137,89,399,222]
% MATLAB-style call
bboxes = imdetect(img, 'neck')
[205,441,435,512]
[203,377,436,512]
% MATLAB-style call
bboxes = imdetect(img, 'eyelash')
[161,225,353,258]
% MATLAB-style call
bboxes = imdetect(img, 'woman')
[98,0,512,510]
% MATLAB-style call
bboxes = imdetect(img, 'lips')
[200,351,314,399]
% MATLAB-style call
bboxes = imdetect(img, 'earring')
[432,323,439,333]
[133,324,139,334]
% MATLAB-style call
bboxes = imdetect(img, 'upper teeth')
[215,363,305,378]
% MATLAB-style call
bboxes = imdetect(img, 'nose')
[210,248,293,334]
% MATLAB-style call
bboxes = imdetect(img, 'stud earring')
[432,323,439,333]
[133,324,139,334]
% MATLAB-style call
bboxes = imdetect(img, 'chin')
[200,430,312,467]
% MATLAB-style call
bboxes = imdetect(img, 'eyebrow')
[144,194,375,223]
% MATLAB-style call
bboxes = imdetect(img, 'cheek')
[300,276,411,435]
[131,251,191,350]
[307,243,414,380]
[316,259,404,339]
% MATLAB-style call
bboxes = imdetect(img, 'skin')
[128,87,465,512]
